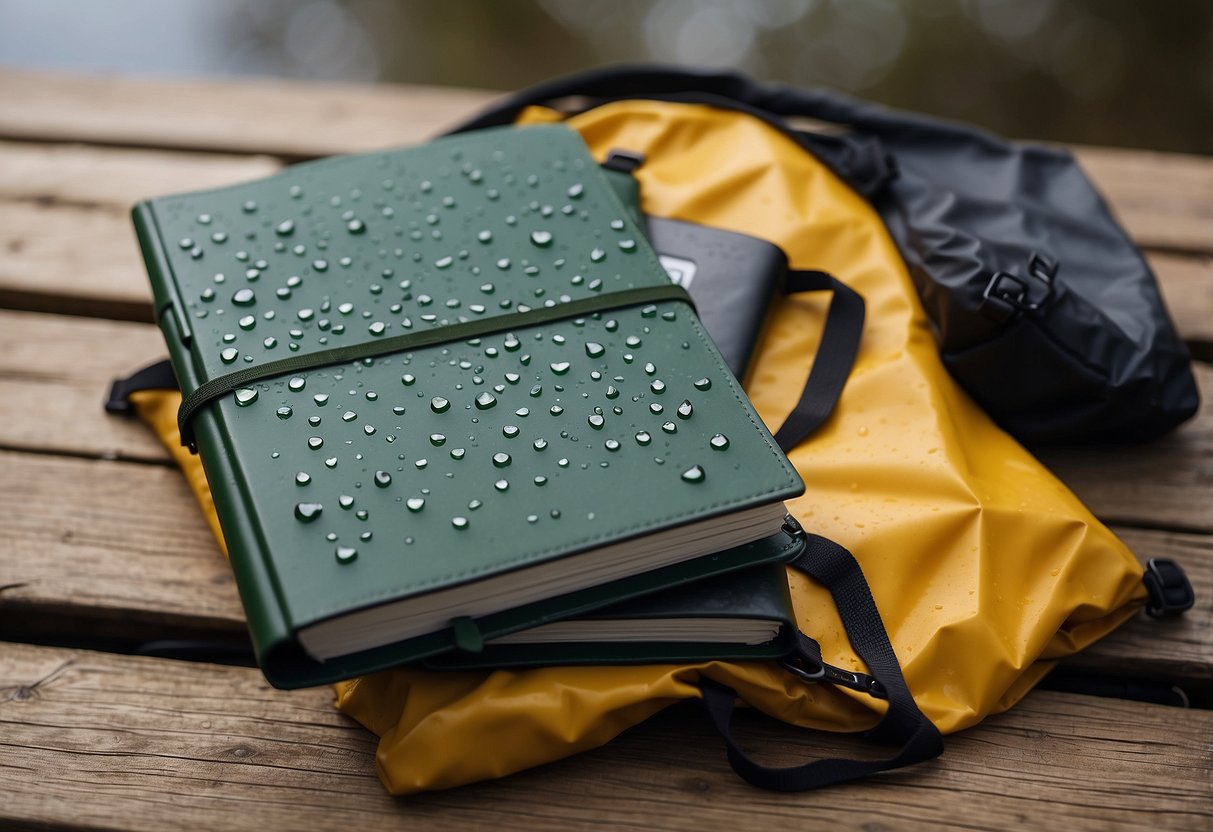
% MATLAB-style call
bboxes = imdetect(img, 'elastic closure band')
[177,283,694,449]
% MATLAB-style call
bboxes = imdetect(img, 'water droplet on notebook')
[495,479,509,492]
[275,219,295,236]
[493,452,511,468]
[295,472,311,486]
[451,516,469,530]
[342,411,357,422]
[220,348,239,364]
[406,497,425,512]
[232,289,255,305]
[710,433,731,451]
[590,248,606,263]
[430,396,450,413]
[530,230,553,247]
[533,438,548,451]
[605,439,621,451]
[661,421,677,434]
[585,342,605,358]
[347,219,366,234]
[635,431,652,446]
[694,377,712,391]
[374,470,392,488]
[677,400,694,419]
[475,392,498,410]
[650,379,666,394]
[449,448,466,460]
[550,362,570,375]
[588,414,605,429]
[313,393,329,406]
[681,464,706,483]
[294,502,322,522]
[234,388,258,406]
[502,425,520,438]
[276,406,293,420]
[307,436,324,449]
[335,546,357,564]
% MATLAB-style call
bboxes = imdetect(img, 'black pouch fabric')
[453,65,1199,444]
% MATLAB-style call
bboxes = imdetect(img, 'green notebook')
[422,562,797,669]
[133,124,804,688]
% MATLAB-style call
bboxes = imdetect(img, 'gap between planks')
[0,641,1210,832]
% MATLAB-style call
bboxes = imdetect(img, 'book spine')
[131,202,296,674]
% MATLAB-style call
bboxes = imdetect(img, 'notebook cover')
[420,560,797,669]
[133,124,803,688]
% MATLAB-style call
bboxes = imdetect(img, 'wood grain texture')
[0,450,239,636]
[1036,363,1213,535]
[0,140,281,208]
[0,309,169,461]
[1,643,1210,832]
[1074,145,1213,255]
[0,199,152,319]
[0,69,494,158]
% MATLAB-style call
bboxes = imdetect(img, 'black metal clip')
[1143,558,1195,618]
[781,655,888,701]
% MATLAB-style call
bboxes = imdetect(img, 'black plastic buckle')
[781,656,888,701]
[979,252,1057,323]
[602,149,645,174]
[1143,558,1195,618]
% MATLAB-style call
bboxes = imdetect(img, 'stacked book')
[134,124,804,688]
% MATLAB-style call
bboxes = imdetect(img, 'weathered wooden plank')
[1148,252,1213,361]
[1,643,1209,832]
[1075,145,1213,255]
[0,309,169,462]
[0,139,281,207]
[1038,364,1213,534]
[0,199,151,319]
[1,445,1208,684]
[0,450,239,636]
[1,71,1210,254]
[0,69,494,158]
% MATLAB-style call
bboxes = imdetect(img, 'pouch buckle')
[1143,558,1195,618]
[980,252,1057,323]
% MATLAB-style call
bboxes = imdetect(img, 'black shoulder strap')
[775,270,865,452]
[698,534,944,791]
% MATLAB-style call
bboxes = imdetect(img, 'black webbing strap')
[109,271,863,454]
[105,359,178,415]
[174,283,692,450]
[698,533,943,791]
[774,270,865,453]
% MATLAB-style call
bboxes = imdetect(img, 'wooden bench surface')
[1,70,1210,831]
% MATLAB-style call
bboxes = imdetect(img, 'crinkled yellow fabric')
[132,100,1145,794]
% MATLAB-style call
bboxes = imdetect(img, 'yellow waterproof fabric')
[132,100,1146,795]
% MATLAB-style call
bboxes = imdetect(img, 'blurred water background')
[0,0,1209,153]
